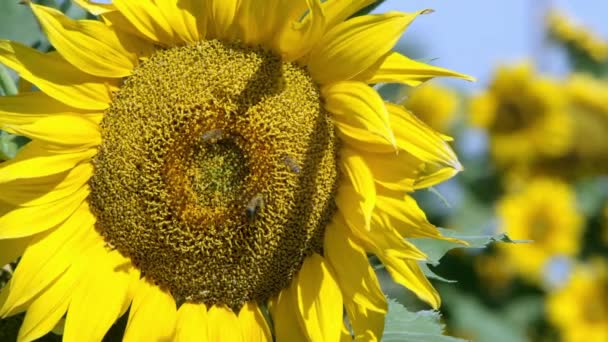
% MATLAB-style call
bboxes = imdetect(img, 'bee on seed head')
[281,154,301,173]
[246,193,264,220]
[201,129,224,142]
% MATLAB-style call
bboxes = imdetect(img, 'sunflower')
[497,178,584,285]
[546,259,608,342]
[547,9,608,63]
[401,82,459,133]
[525,74,608,178]
[470,64,573,167]
[0,0,471,340]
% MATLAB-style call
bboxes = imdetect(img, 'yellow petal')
[0,141,96,183]
[124,278,177,342]
[0,236,31,269]
[31,4,139,78]
[72,0,115,15]
[358,150,418,192]
[324,219,386,314]
[342,203,428,262]
[174,302,208,342]
[0,92,91,126]
[155,0,205,43]
[339,148,376,230]
[0,279,31,319]
[323,81,396,149]
[387,103,462,170]
[64,246,139,342]
[270,288,308,342]
[308,11,420,84]
[0,163,93,207]
[0,41,115,110]
[238,302,272,342]
[415,165,460,190]
[236,0,280,45]
[207,305,243,341]
[374,193,466,244]
[294,254,343,342]
[112,0,175,44]
[17,251,87,342]
[322,0,376,29]
[381,256,440,309]
[206,0,240,40]
[0,203,95,317]
[4,114,100,148]
[277,0,326,61]
[345,301,386,341]
[0,186,88,239]
[358,51,475,86]
[335,184,368,238]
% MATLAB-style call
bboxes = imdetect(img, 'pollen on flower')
[88,40,340,309]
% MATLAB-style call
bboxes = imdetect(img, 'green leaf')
[383,298,466,342]
[0,64,18,96]
[439,286,540,342]
[412,228,515,266]
[0,1,43,46]
[0,131,29,161]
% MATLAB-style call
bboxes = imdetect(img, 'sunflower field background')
[0,0,607,341]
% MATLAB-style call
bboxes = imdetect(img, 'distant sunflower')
[547,10,608,62]
[497,178,583,284]
[401,82,459,133]
[470,64,572,167]
[546,260,608,342]
[0,0,470,340]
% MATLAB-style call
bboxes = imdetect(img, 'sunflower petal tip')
[421,9,435,15]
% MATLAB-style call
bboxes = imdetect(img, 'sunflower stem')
[0,65,17,96]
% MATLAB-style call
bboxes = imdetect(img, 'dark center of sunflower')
[89,40,340,309]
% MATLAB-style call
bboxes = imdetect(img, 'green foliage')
[0,130,29,161]
[383,298,467,342]
[412,228,514,279]
[439,286,544,342]
[0,1,43,45]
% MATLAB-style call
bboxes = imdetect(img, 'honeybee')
[281,154,301,173]
[201,129,224,142]
[245,193,264,220]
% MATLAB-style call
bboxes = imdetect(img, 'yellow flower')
[547,10,608,62]
[470,64,573,166]
[401,82,459,133]
[497,178,583,284]
[547,260,608,342]
[0,1,471,340]
[525,74,608,179]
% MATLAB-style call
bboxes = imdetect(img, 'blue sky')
[94,0,608,90]
[377,0,608,90]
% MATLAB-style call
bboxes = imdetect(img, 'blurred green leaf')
[0,64,18,96]
[0,131,29,161]
[439,286,536,342]
[383,298,466,342]
[419,263,457,283]
[0,1,43,45]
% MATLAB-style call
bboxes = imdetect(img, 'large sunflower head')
[0,0,471,340]
[470,64,573,166]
